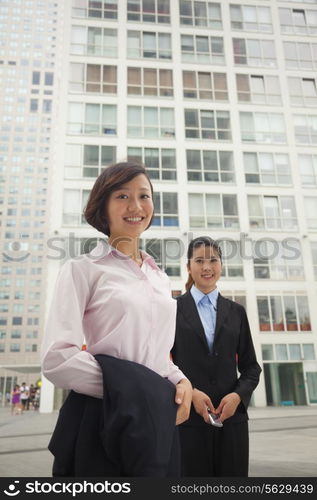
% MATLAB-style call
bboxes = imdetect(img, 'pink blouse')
[41,240,185,398]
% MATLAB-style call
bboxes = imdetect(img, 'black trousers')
[178,421,249,477]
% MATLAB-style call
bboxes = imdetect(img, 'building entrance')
[264,362,307,406]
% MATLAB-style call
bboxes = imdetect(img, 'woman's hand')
[214,392,241,422]
[175,378,192,425]
[192,389,215,424]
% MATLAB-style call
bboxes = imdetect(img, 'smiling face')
[106,174,154,240]
[187,244,222,294]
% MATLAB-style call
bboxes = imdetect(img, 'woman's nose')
[127,197,141,211]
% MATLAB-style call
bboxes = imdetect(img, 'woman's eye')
[141,194,151,199]
[117,194,128,199]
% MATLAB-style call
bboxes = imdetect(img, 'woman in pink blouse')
[41,162,192,427]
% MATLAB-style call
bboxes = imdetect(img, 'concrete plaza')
[0,405,316,477]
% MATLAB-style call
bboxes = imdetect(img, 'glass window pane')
[283,296,298,331]
[276,344,288,361]
[297,296,311,331]
[262,344,273,361]
[289,344,301,360]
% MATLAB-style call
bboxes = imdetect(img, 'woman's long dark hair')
[185,236,222,291]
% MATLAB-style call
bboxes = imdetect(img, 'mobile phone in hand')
[207,408,223,427]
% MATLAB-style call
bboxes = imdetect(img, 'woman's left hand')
[175,378,192,425]
[214,392,241,422]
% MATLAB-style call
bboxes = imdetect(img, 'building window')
[65,144,116,179]
[230,4,272,32]
[253,239,304,280]
[72,0,118,20]
[248,195,297,231]
[189,193,239,229]
[71,26,117,57]
[70,63,117,94]
[311,242,317,280]
[303,344,315,360]
[67,103,117,136]
[236,74,281,105]
[257,294,311,332]
[288,77,317,107]
[127,0,170,23]
[294,114,317,144]
[304,197,317,229]
[233,38,276,67]
[284,41,317,70]
[279,8,317,35]
[30,99,38,112]
[127,147,176,181]
[240,112,286,144]
[10,343,20,352]
[127,67,173,97]
[244,153,291,185]
[32,71,40,85]
[262,343,315,361]
[279,0,317,3]
[185,109,231,140]
[186,150,234,182]
[25,344,37,352]
[0,344,4,353]
[11,330,21,339]
[141,238,181,277]
[127,31,171,59]
[42,100,52,113]
[44,72,54,85]
[299,154,317,186]
[179,1,222,29]
[153,192,179,227]
[63,189,90,225]
[183,71,228,100]
[221,292,246,310]
[181,34,224,64]
[220,240,243,278]
[127,106,174,138]
[12,317,22,325]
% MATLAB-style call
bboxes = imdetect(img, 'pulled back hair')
[185,236,222,292]
[83,161,154,237]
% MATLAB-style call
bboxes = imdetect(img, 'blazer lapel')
[213,294,231,347]
[179,291,209,351]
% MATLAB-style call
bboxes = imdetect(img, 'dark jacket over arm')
[49,354,180,476]
[171,292,261,426]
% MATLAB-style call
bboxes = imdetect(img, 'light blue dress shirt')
[190,285,219,351]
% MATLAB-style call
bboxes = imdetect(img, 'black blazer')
[171,292,261,426]
[49,354,180,477]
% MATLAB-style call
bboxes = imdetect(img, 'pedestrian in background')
[11,385,21,415]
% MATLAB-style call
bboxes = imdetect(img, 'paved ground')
[0,405,316,477]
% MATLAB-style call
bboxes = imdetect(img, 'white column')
[39,374,55,413]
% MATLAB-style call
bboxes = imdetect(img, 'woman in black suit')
[171,236,261,477]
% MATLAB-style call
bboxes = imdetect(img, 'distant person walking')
[11,385,21,415]
[20,382,29,412]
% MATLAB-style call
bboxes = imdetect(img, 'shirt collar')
[190,284,219,310]
[88,239,160,271]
